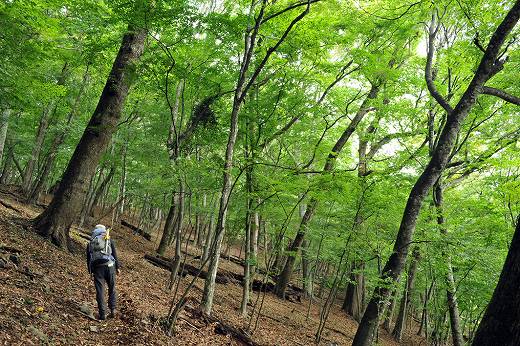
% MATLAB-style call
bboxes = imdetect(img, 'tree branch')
[481,86,520,105]
[239,0,311,104]
[425,14,454,114]
[259,0,320,26]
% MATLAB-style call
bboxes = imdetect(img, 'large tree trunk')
[275,85,379,298]
[471,215,520,345]
[352,4,520,345]
[392,247,420,341]
[157,193,176,255]
[33,26,146,248]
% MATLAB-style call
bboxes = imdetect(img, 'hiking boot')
[98,313,106,321]
[108,309,116,319]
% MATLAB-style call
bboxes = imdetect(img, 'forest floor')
[0,184,427,345]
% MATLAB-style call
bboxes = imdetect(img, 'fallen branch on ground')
[121,219,152,241]
[145,254,303,301]
[0,199,22,214]
[184,305,262,346]
[0,244,22,254]
[144,254,231,284]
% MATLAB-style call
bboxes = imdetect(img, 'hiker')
[86,224,121,320]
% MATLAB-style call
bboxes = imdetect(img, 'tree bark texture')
[157,193,176,255]
[33,26,146,248]
[471,215,520,345]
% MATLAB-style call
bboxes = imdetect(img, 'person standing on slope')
[86,224,121,320]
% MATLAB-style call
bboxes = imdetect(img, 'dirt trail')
[0,186,426,345]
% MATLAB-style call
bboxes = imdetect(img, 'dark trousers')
[92,264,116,316]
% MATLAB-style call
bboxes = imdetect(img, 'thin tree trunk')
[28,64,90,204]
[200,27,252,314]
[23,63,69,193]
[89,164,115,216]
[275,84,379,298]
[383,281,399,332]
[418,280,434,336]
[240,126,254,316]
[201,0,310,315]
[197,193,207,249]
[168,179,184,290]
[22,104,53,192]
[117,134,128,219]
[251,206,260,276]
[302,238,312,298]
[240,192,252,317]
[0,108,10,163]
[352,6,520,344]
[317,261,329,299]
[0,145,14,184]
[33,26,146,248]
[344,129,371,322]
[202,203,215,262]
[79,173,97,227]
[392,247,420,341]
[433,182,464,346]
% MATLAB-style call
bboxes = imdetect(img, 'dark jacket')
[86,239,120,274]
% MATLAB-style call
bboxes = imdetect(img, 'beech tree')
[353,2,520,345]
[34,24,147,248]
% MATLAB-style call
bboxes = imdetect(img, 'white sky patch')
[380,138,400,156]
[400,166,417,175]
[416,37,427,58]
[194,32,207,40]
[400,93,418,103]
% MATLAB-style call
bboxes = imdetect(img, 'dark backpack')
[89,234,113,264]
